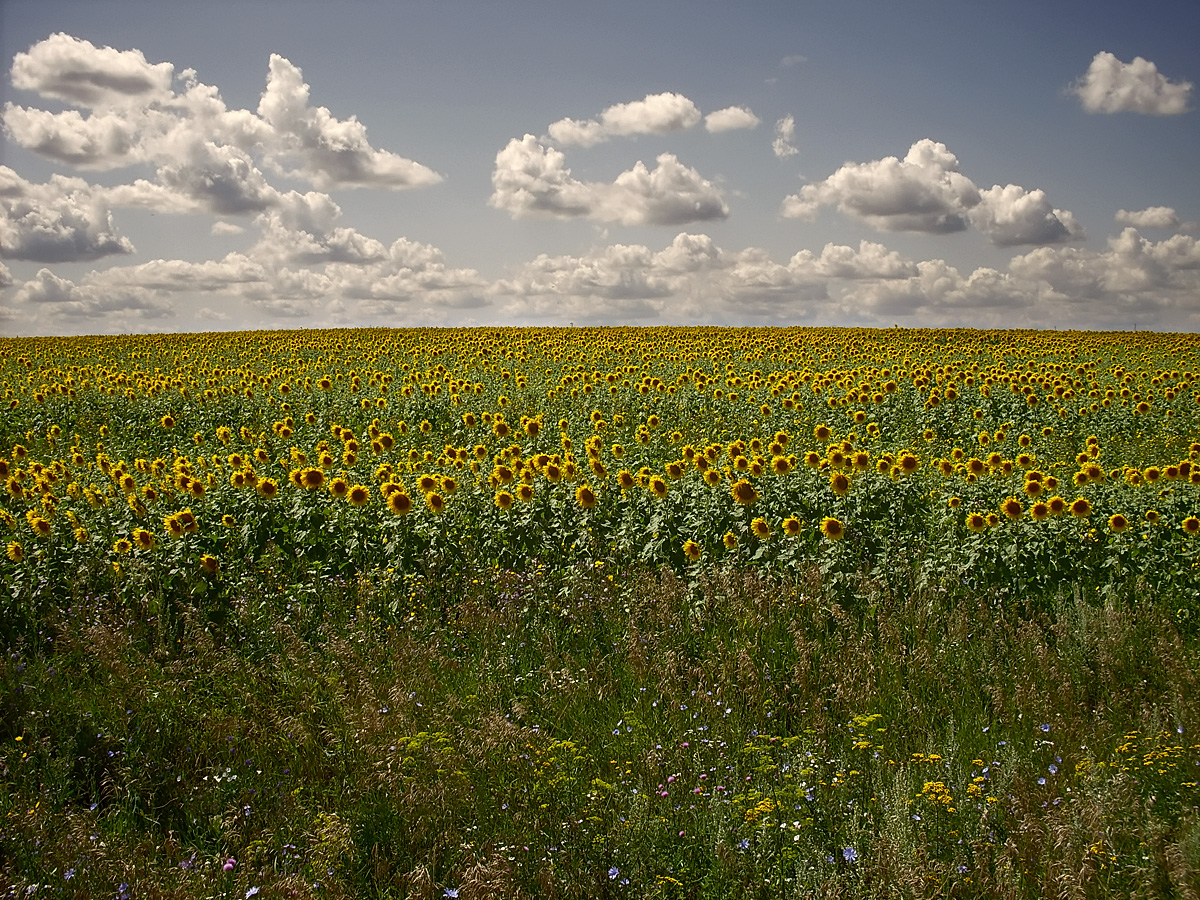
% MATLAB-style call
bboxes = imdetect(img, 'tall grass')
[3,554,1198,899]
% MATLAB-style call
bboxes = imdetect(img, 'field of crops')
[3,327,1200,898]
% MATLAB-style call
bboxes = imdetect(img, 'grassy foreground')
[3,557,1199,899]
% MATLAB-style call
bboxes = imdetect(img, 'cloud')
[782,139,1080,247]
[0,262,11,289]
[547,92,702,147]
[1010,227,1200,300]
[1071,51,1193,115]
[0,167,135,262]
[6,36,442,201]
[772,114,798,158]
[1115,206,1180,228]
[790,240,919,279]
[154,138,280,215]
[86,253,267,292]
[704,106,760,133]
[495,233,922,323]
[783,139,977,232]
[251,191,388,265]
[211,220,245,236]
[968,184,1084,247]
[781,54,807,68]
[2,105,141,169]
[257,55,442,190]
[489,135,728,226]
[10,33,174,108]
[13,266,170,322]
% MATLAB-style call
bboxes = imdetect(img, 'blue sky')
[1,0,1197,335]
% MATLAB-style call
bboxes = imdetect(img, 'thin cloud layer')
[772,115,798,158]
[1071,51,1193,115]
[489,135,728,226]
[783,139,1082,247]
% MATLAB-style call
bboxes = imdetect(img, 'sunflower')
[730,479,758,505]
[616,470,636,490]
[257,478,279,499]
[514,482,534,503]
[648,476,668,499]
[1000,497,1023,521]
[1047,496,1067,516]
[722,531,738,550]
[425,492,446,514]
[898,453,920,475]
[178,509,198,533]
[1108,513,1129,533]
[494,490,514,511]
[222,514,237,527]
[1030,501,1051,522]
[417,474,439,494]
[329,477,350,499]
[113,538,132,554]
[384,491,412,515]
[6,541,25,562]
[771,455,792,475]
[967,458,986,476]
[28,517,52,538]
[820,517,845,540]
[1069,497,1092,518]
[948,496,962,509]
[164,515,184,538]
[703,468,722,487]
[1183,516,1200,536]
[348,484,371,507]
[682,539,702,562]
[782,516,802,537]
[132,528,155,550]
[1022,479,1044,498]
[1145,509,1161,524]
[1144,466,1162,483]
[751,518,770,540]
[575,484,598,508]
[852,451,871,471]
[804,451,823,468]
[829,471,851,496]
[966,512,987,533]
[200,555,219,575]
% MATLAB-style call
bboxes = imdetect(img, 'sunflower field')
[3,327,1200,898]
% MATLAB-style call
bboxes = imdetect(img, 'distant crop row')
[3,326,1200,612]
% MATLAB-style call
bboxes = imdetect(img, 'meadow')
[2,326,1199,898]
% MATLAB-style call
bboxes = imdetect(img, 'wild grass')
[3,555,1199,899]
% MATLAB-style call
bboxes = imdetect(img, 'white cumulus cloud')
[10,33,174,108]
[547,92,702,147]
[257,55,442,190]
[783,139,977,232]
[1114,206,1180,229]
[704,106,760,133]
[1071,51,1193,115]
[968,184,1085,247]
[0,167,135,262]
[489,136,728,226]
[782,139,1081,247]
